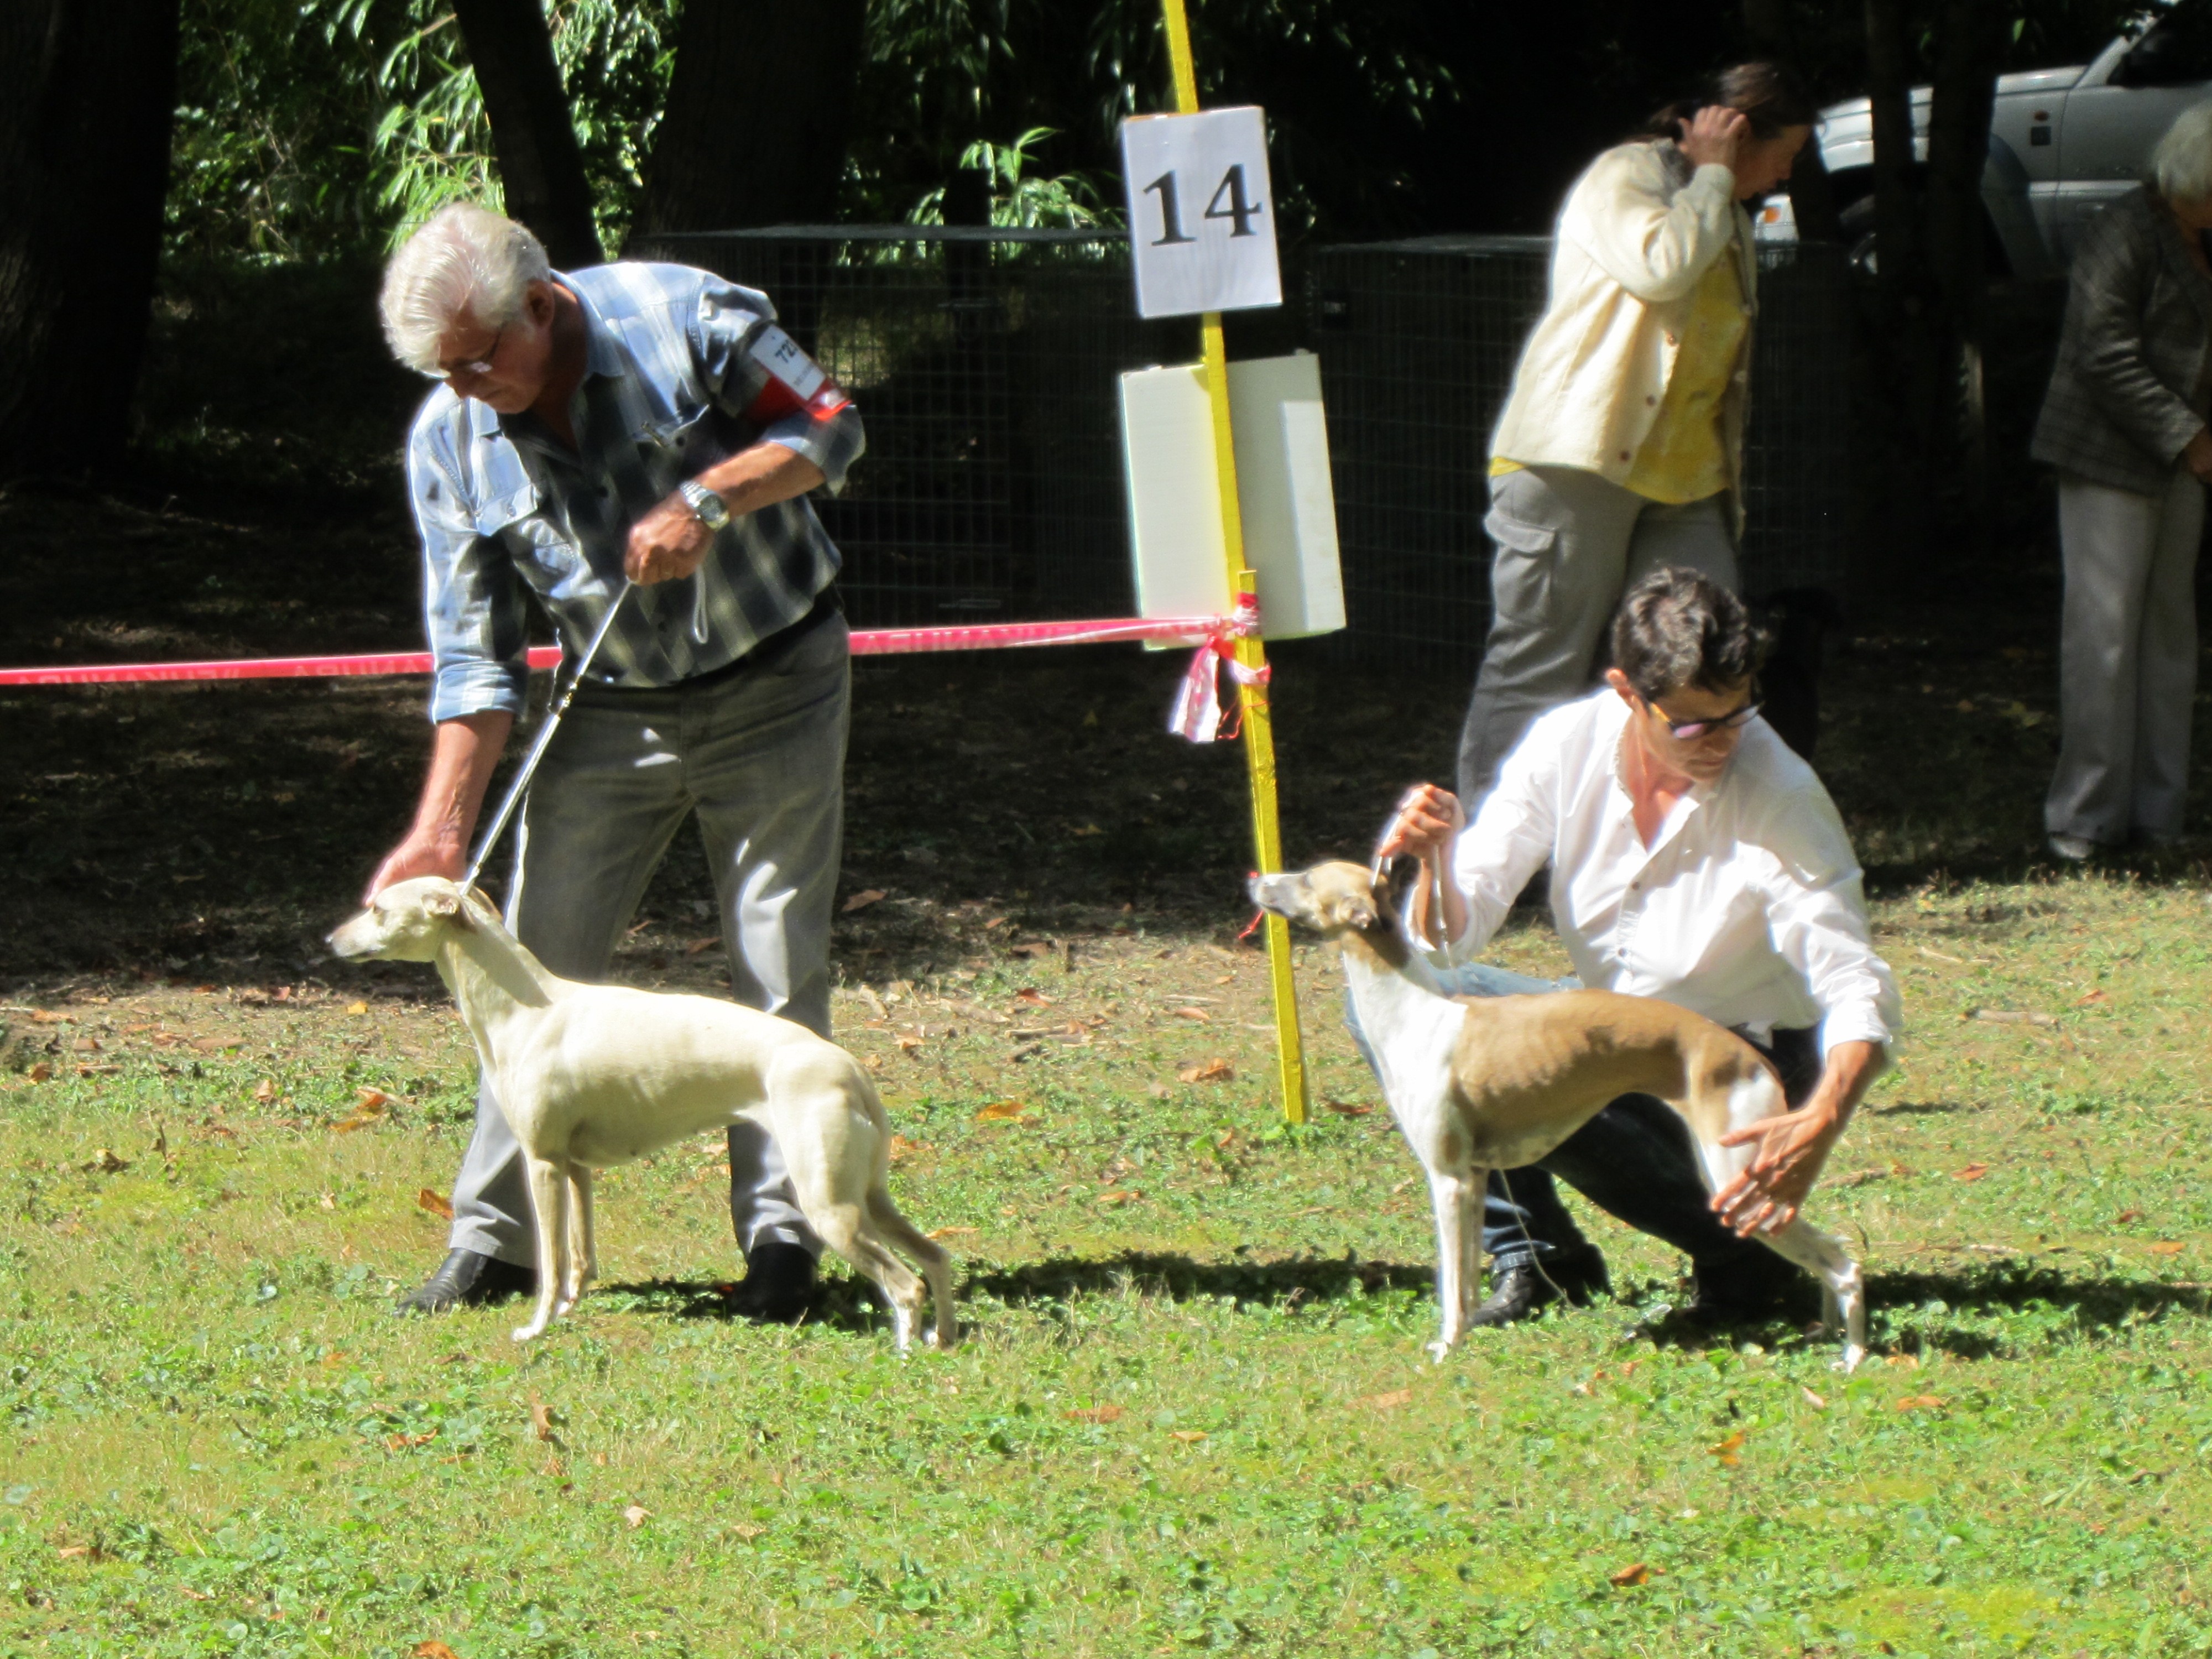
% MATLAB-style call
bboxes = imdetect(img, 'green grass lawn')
[6,865,2212,1658]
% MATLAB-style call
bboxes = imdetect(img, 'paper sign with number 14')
[1119,106,1282,319]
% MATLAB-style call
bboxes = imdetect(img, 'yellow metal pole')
[1160,0,1308,1124]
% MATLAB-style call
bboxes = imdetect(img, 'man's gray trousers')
[446,611,850,1267]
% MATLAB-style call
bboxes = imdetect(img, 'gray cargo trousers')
[1455,465,1738,804]
[445,606,849,1268]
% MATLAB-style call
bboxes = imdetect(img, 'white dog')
[1250,862,1866,1370]
[330,877,955,1350]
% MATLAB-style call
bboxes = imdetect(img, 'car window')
[2117,0,2212,87]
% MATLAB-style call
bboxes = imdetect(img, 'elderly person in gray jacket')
[2032,105,2212,860]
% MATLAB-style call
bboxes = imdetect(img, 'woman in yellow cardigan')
[1456,65,1813,804]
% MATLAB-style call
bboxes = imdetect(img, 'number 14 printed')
[1143,165,1264,246]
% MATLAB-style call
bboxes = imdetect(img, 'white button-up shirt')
[1437,688,1900,1056]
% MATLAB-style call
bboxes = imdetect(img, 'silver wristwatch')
[677,479,731,531]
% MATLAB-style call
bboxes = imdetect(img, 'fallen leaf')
[1885,1352,1921,1369]
[887,1135,926,1165]
[1609,1562,1651,1588]
[58,1543,102,1561]
[332,1092,392,1135]
[1177,1059,1234,1084]
[622,1504,649,1529]
[178,1584,215,1601]
[1955,1163,1992,1182]
[1064,1405,1124,1423]
[2116,1209,2143,1224]
[1147,1081,1172,1099]
[2077,989,2109,1005]
[28,1009,65,1024]
[320,1192,337,1211]
[253,1079,276,1103]
[841,889,886,914]
[1013,988,1054,1005]
[530,1400,557,1442]
[973,1099,1027,1123]
[1355,1388,1412,1412]
[1969,1008,2058,1028]
[385,1432,436,1451]
[1707,1431,1746,1466]
[684,937,719,955]
[413,1645,462,1659]
[1893,1395,1947,1411]
[732,1524,765,1541]
[27,1063,52,1083]
[346,1001,368,1016]
[894,1034,924,1053]
[1322,1097,1373,1117]
[1008,941,1052,958]
[925,1225,977,1241]
[1097,1189,1141,1206]
[1170,1006,1213,1022]
[1168,1430,1207,1443]
[1828,1167,1890,1189]
[2150,1241,2186,1257]
[84,1149,129,1174]
[1801,1387,1828,1410]
[418,1188,455,1220]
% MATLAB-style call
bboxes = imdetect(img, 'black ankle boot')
[728,1242,818,1324]
[395,1249,537,1316]
[1468,1245,1610,1328]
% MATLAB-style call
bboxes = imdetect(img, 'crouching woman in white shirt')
[1373,566,1901,1331]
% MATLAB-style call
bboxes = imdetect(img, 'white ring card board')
[1119,107,1282,319]
[1120,351,1345,640]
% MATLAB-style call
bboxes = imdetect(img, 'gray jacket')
[2032,186,2212,495]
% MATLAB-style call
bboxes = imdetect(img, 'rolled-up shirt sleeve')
[1438,728,1562,967]
[691,280,867,494]
[409,425,531,724]
[1756,785,1902,1056]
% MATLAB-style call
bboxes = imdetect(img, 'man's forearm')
[410,711,515,853]
[697,442,825,517]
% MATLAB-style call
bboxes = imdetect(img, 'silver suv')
[1757,1,2212,274]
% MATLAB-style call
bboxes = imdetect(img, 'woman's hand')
[2184,427,2212,483]
[1678,104,1749,174]
[1376,783,1465,863]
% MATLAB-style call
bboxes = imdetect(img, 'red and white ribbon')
[0,614,1229,687]
[1167,597,1268,744]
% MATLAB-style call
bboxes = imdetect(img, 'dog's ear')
[1331,888,1380,932]
[1380,854,1421,915]
[424,888,477,930]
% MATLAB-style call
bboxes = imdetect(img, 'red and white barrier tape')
[0,614,1231,687]
[0,609,1272,742]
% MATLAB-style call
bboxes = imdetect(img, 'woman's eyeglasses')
[1645,688,1761,742]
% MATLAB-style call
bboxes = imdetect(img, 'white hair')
[379,202,551,375]
[2151,104,2212,205]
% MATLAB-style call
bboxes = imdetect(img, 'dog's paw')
[1425,1338,1456,1364]
[512,1322,547,1343]
[926,1324,959,1352]
[1833,1344,1866,1374]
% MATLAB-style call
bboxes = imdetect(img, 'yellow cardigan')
[1488,139,1760,528]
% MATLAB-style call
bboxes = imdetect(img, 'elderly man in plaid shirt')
[366,203,866,1321]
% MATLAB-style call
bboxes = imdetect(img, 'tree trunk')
[1740,0,1842,245]
[0,0,181,478]
[1863,0,1922,289]
[450,0,602,268]
[630,0,868,237]
[1925,0,2006,546]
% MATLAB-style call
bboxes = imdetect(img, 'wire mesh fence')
[1311,234,1854,670]
[630,227,1853,660]
[630,227,1183,625]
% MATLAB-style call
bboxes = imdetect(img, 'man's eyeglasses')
[433,325,504,381]
[1644,687,1761,742]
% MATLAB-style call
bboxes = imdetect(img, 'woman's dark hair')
[1611,567,1770,702]
[1639,61,1814,144]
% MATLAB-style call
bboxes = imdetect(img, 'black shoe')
[727,1242,818,1324]
[1678,1249,1806,1331]
[1468,1245,1610,1328]
[395,1249,537,1316]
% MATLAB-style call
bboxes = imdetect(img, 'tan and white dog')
[330,877,956,1351]
[1249,862,1866,1370]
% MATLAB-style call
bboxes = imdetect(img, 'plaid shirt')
[2031,187,2212,496]
[403,262,866,722]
